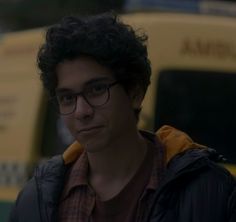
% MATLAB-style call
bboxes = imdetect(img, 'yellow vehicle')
[1,10,236,220]
[124,12,236,175]
[0,29,45,221]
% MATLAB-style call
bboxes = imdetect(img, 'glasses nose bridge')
[74,91,92,111]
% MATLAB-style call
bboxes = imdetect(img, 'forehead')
[56,57,114,91]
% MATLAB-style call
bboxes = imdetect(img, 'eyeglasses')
[52,81,118,115]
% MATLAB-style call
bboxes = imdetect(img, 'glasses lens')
[84,83,109,107]
[56,94,77,115]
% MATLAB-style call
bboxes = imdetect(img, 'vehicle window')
[155,70,236,164]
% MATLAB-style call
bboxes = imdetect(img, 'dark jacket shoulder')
[8,155,67,222]
[147,148,236,222]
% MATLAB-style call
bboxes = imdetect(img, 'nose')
[74,95,94,120]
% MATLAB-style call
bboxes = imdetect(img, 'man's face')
[56,57,142,153]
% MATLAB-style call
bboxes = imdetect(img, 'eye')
[57,94,76,106]
[86,83,107,97]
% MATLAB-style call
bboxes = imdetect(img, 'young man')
[9,13,236,222]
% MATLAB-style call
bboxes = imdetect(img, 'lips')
[77,126,104,134]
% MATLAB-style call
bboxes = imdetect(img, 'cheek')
[107,97,135,128]
[62,116,76,136]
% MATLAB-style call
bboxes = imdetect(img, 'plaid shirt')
[58,131,165,222]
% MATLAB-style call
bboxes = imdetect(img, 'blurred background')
[2,0,236,221]
[0,0,124,32]
[1,0,236,31]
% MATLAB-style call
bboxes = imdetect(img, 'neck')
[87,129,147,197]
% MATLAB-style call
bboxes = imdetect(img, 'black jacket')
[8,148,236,222]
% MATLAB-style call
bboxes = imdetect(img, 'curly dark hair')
[37,12,151,98]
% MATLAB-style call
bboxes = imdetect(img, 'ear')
[129,89,144,110]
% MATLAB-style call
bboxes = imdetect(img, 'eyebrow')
[55,77,113,94]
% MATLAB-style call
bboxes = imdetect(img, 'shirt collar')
[140,130,166,191]
[60,151,89,201]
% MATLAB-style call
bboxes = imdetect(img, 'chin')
[75,127,108,152]
[75,135,103,152]
[83,137,111,154]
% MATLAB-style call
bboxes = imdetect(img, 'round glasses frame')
[52,81,118,115]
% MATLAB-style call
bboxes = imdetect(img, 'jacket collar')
[61,125,207,166]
